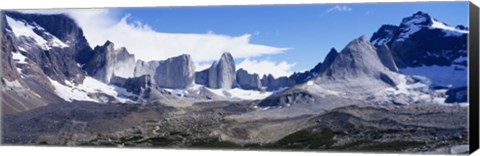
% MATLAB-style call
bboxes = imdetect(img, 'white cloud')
[18,9,289,63]
[236,59,296,78]
[194,62,213,71]
[325,5,352,13]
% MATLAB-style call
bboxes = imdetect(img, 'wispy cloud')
[194,62,213,71]
[19,9,290,63]
[237,59,296,78]
[325,5,353,13]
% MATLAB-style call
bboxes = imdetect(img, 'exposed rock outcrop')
[315,35,400,92]
[3,11,94,65]
[208,52,236,89]
[288,48,339,83]
[317,48,339,74]
[110,75,173,101]
[83,41,135,83]
[133,54,195,89]
[376,44,399,72]
[194,69,209,87]
[258,36,403,108]
[1,11,92,114]
[194,52,237,89]
[134,60,159,79]
[260,74,295,91]
[236,68,262,90]
[370,11,467,68]
[154,54,195,89]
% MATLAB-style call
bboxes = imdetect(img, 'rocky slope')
[257,36,403,108]
[1,11,94,114]
[313,36,400,94]
[1,101,468,154]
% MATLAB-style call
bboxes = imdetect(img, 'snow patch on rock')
[430,19,468,36]
[48,76,133,103]
[400,65,467,87]
[206,87,272,100]
[6,16,69,50]
[12,51,27,64]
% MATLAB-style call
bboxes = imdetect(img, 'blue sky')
[49,2,467,77]
[107,2,468,73]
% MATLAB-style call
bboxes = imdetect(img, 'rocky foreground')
[2,100,468,154]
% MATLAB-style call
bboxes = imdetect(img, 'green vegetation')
[136,137,179,146]
[119,136,143,143]
[263,128,335,149]
[330,140,425,152]
[190,138,242,148]
[358,141,425,151]
[329,140,373,150]
[79,128,427,152]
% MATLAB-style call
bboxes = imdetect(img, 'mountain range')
[1,11,469,114]
[0,10,471,153]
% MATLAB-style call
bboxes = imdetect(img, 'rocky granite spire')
[207,52,236,89]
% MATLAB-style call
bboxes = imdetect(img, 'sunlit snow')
[6,16,69,50]
[400,65,467,88]
[206,87,272,100]
[48,76,133,103]
[11,51,27,64]
[430,19,468,36]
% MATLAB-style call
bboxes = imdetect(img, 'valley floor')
[1,100,468,154]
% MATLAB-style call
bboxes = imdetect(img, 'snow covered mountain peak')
[396,12,468,41]
[371,11,468,50]
[400,11,432,27]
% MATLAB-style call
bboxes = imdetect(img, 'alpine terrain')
[0,11,469,154]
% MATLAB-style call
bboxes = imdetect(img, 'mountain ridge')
[0,10,469,115]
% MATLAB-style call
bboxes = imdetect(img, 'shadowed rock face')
[3,11,89,84]
[376,44,399,72]
[195,69,209,86]
[318,48,339,74]
[1,11,92,114]
[83,41,136,83]
[194,52,237,89]
[236,68,262,90]
[262,48,339,91]
[111,75,152,95]
[110,75,173,101]
[3,11,94,64]
[370,11,467,68]
[261,74,295,91]
[1,14,20,82]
